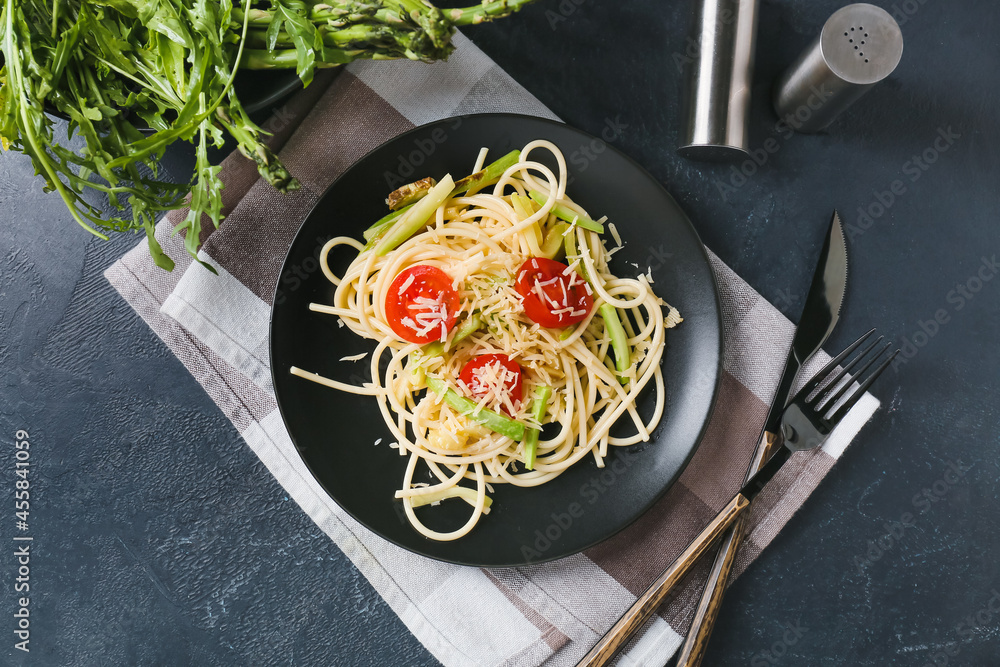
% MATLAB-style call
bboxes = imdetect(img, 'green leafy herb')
[0,0,539,269]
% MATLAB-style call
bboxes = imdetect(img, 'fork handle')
[576,493,751,667]
[675,431,781,667]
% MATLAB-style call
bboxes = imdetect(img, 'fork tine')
[828,348,900,424]
[815,337,886,409]
[797,328,876,401]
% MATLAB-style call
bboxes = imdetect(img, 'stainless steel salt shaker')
[773,3,904,134]
[677,0,760,161]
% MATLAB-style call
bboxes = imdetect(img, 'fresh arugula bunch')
[0,0,537,270]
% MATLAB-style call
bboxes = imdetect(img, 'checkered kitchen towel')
[105,33,879,667]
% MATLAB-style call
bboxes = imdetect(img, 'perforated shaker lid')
[821,3,904,85]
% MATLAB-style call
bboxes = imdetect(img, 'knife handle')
[675,515,747,667]
[675,431,782,667]
[577,493,751,667]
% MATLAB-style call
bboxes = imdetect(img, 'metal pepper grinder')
[773,3,904,133]
[677,0,760,161]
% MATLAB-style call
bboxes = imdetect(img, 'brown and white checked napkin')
[105,33,879,667]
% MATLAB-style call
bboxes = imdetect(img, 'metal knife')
[675,211,849,667]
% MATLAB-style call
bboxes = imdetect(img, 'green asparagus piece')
[523,385,551,470]
[511,193,545,254]
[540,222,569,260]
[565,230,631,383]
[364,204,414,243]
[600,303,631,385]
[528,191,605,234]
[447,0,540,26]
[426,377,526,442]
[510,193,536,219]
[367,149,520,250]
[376,174,455,256]
[452,150,521,195]
[450,313,483,346]
[388,177,437,211]
[369,149,522,248]
[563,230,593,282]
[417,341,445,360]
[406,486,493,510]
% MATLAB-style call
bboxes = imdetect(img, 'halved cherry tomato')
[515,257,594,328]
[385,265,460,344]
[459,354,523,415]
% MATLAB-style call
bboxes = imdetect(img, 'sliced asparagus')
[376,174,456,256]
[426,377,526,442]
[523,385,552,470]
[565,232,632,384]
[405,486,493,510]
[528,191,605,234]
[452,150,521,195]
[387,177,437,211]
[364,204,414,242]
[540,222,570,260]
[600,304,631,385]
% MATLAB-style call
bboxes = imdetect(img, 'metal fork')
[580,330,899,667]
[778,328,898,454]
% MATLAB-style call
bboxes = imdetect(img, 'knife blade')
[765,210,849,431]
[675,211,848,667]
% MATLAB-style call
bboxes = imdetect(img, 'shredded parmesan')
[397,273,415,295]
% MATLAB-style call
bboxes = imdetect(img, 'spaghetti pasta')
[291,140,681,541]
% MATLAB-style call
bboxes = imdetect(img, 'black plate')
[270,114,723,567]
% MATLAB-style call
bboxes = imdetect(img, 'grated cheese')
[397,273,415,295]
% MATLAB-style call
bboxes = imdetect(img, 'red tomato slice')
[385,265,460,344]
[515,257,594,328]
[459,354,523,415]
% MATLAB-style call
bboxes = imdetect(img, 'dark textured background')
[2,0,998,664]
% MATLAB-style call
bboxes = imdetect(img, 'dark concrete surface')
[2,0,998,665]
